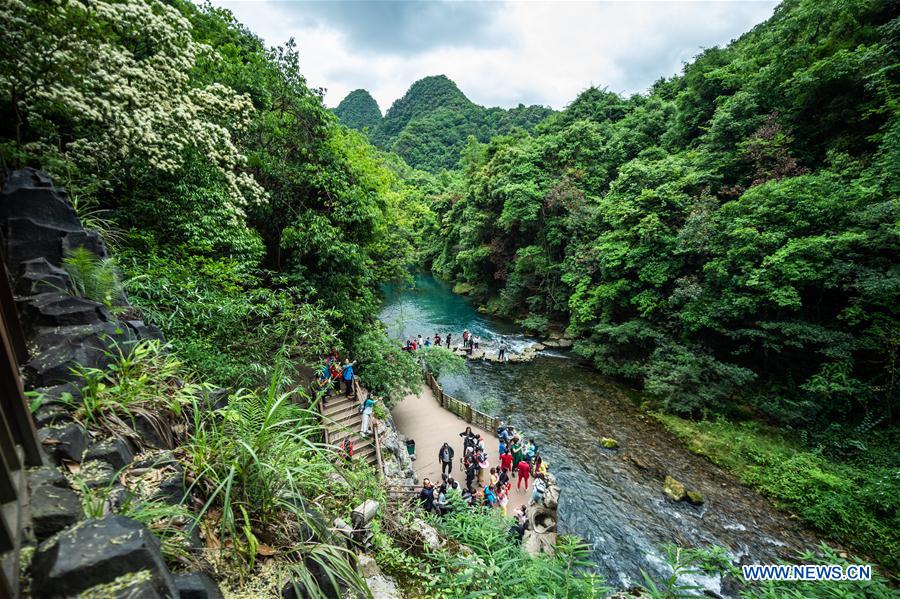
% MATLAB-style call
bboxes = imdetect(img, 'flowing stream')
[380,273,823,594]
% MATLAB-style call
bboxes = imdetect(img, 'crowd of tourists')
[419,424,550,541]
[401,329,509,360]
[315,350,375,438]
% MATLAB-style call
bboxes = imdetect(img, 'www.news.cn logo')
[742,564,872,582]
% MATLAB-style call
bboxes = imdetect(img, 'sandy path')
[391,384,533,508]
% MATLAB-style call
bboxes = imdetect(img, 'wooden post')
[466,404,473,423]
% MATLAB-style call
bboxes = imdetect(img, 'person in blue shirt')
[424,336,431,347]
[341,359,357,397]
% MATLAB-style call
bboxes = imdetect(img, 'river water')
[380,274,822,593]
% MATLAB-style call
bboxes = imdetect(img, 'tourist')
[359,395,375,435]
[404,338,412,351]
[462,329,469,348]
[498,437,506,456]
[483,484,496,507]
[461,486,474,506]
[434,333,442,346]
[340,436,353,461]
[498,465,509,486]
[341,359,357,396]
[419,479,435,512]
[517,456,532,490]
[477,450,489,485]
[474,335,481,349]
[417,334,424,348]
[438,441,455,475]
[489,467,499,487]
[465,459,477,490]
[509,505,527,542]
[510,437,524,473]
[459,426,476,450]
[532,473,547,503]
[448,477,460,495]
[476,435,485,452]
[496,481,510,515]
[446,332,452,348]
[534,453,548,476]
[424,335,431,347]
[499,449,513,478]
[497,339,508,361]
[434,483,450,515]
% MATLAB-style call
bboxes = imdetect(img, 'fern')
[63,247,124,307]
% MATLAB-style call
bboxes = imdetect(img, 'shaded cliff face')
[334,89,383,131]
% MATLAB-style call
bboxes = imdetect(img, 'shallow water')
[380,274,822,592]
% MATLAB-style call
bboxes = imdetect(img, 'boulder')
[663,476,687,502]
[38,421,87,463]
[28,465,69,490]
[15,257,70,295]
[85,437,134,470]
[154,465,188,505]
[33,403,72,428]
[124,320,165,342]
[357,554,401,599]
[410,518,445,551]
[686,491,705,505]
[19,292,111,328]
[79,571,163,599]
[29,515,178,597]
[599,437,619,449]
[79,459,117,489]
[173,572,224,599]
[31,484,82,540]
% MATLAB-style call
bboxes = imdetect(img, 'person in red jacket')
[517,456,532,490]
[499,449,513,477]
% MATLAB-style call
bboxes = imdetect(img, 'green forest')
[1,0,898,596]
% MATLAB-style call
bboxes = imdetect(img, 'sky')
[209,0,779,112]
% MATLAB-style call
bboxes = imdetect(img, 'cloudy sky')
[209,0,778,112]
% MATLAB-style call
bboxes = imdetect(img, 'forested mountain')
[419,0,900,564]
[333,88,382,130]
[426,0,897,427]
[337,75,554,172]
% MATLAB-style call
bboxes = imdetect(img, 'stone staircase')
[321,392,378,467]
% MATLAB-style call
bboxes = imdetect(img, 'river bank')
[380,273,832,592]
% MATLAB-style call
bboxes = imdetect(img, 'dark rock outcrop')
[29,515,178,598]
[38,421,87,463]
[85,437,134,470]
[31,484,82,540]
[174,572,225,599]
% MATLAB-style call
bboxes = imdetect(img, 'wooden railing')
[424,372,501,433]
[0,257,42,598]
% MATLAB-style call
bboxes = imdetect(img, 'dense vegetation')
[3,0,899,593]
[421,0,899,571]
[333,88,383,131]
[337,75,555,172]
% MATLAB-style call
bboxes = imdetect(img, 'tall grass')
[64,339,205,448]
[185,368,366,596]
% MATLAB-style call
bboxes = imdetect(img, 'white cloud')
[208,1,777,112]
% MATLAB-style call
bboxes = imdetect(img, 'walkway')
[392,384,533,508]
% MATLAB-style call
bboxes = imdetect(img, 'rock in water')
[599,437,619,449]
[687,490,705,505]
[663,476,687,502]
[29,514,178,597]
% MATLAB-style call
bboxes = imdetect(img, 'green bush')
[350,330,421,407]
[420,345,467,379]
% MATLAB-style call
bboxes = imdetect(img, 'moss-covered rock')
[686,490,705,505]
[599,437,619,449]
[663,476,686,501]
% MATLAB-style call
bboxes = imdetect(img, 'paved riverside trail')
[392,384,533,508]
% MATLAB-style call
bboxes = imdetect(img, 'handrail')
[424,372,501,432]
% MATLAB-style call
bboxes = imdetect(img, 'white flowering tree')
[0,0,264,212]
